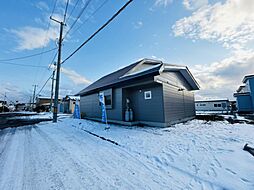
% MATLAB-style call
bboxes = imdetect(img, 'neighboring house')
[36,96,61,111]
[0,100,8,112]
[234,75,254,113]
[77,58,200,127]
[60,95,80,114]
[195,99,230,114]
[0,100,7,107]
[15,103,26,111]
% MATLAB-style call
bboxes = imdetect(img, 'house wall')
[161,72,195,124]
[236,95,253,113]
[248,78,254,111]
[80,88,123,121]
[123,83,164,123]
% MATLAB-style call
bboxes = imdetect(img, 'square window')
[144,91,152,100]
[214,104,217,107]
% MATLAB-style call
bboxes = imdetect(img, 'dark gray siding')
[161,71,195,123]
[160,72,193,90]
[80,88,123,121]
[124,83,164,123]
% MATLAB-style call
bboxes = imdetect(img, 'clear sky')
[1,0,254,102]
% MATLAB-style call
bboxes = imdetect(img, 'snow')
[0,118,254,190]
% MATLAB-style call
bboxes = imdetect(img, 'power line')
[66,0,81,23]
[33,0,58,89]
[69,0,110,38]
[51,0,58,17]
[36,72,54,97]
[48,51,58,69]
[0,48,57,62]
[0,61,49,68]
[63,0,70,23]
[62,0,133,64]
[63,0,92,40]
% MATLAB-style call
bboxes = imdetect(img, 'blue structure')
[234,75,254,113]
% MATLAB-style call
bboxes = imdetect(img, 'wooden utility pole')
[50,16,64,122]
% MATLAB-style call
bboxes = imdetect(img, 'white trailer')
[195,99,230,114]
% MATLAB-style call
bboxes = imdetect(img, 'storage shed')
[234,75,254,113]
[78,59,200,127]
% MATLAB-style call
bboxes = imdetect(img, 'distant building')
[234,75,254,113]
[77,59,200,127]
[15,103,26,111]
[195,99,230,114]
[0,100,7,107]
[59,95,80,114]
[36,96,61,112]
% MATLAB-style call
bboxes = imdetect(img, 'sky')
[1,0,254,103]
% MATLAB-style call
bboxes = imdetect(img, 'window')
[200,103,206,106]
[214,104,218,107]
[99,89,113,109]
[144,91,152,100]
[218,104,221,107]
[104,95,112,106]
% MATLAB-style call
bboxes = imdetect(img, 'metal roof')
[77,58,199,96]
[242,74,254,83]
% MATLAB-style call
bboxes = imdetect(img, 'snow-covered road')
[0,118,253,190]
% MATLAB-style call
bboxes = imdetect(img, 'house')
[234,75,254,113]
[77,59,199,127]
[36,96,61,112]
[15,103,26,111]
[195,99,230,114]
[0,100,7,108]
[59,95,80,114]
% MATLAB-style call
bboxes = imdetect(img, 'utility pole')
[50,62,56,112]
[32,85,38,109]
[50,16,65,122]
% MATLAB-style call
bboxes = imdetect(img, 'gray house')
[78,59,199,127]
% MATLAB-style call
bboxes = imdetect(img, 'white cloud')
[192,50,254,100]
[10,26,58,50]
[154,0,173,7]
[173,0,254,50]
[172,0,254,99]
[133,21,143,29]
[183,0,208,10]
[61,67,91,85]
[35,1,50,11]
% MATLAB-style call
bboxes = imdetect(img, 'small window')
[104,95,112,106]
[200,103,206,106]
[214,104,218,107]
[218,104,221,107]
[144,91,152,100]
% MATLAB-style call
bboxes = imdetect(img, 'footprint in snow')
[225,168,236,175]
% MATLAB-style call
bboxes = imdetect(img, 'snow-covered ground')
[0,118,253,190]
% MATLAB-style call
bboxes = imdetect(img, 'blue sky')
[1,0,254,102]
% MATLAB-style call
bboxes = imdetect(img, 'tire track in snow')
[0,128,16,185]
[33,126,109,190]
[0,127,26,190]
[22,126,40,190]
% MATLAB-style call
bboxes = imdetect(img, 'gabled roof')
[77,58,199,96]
